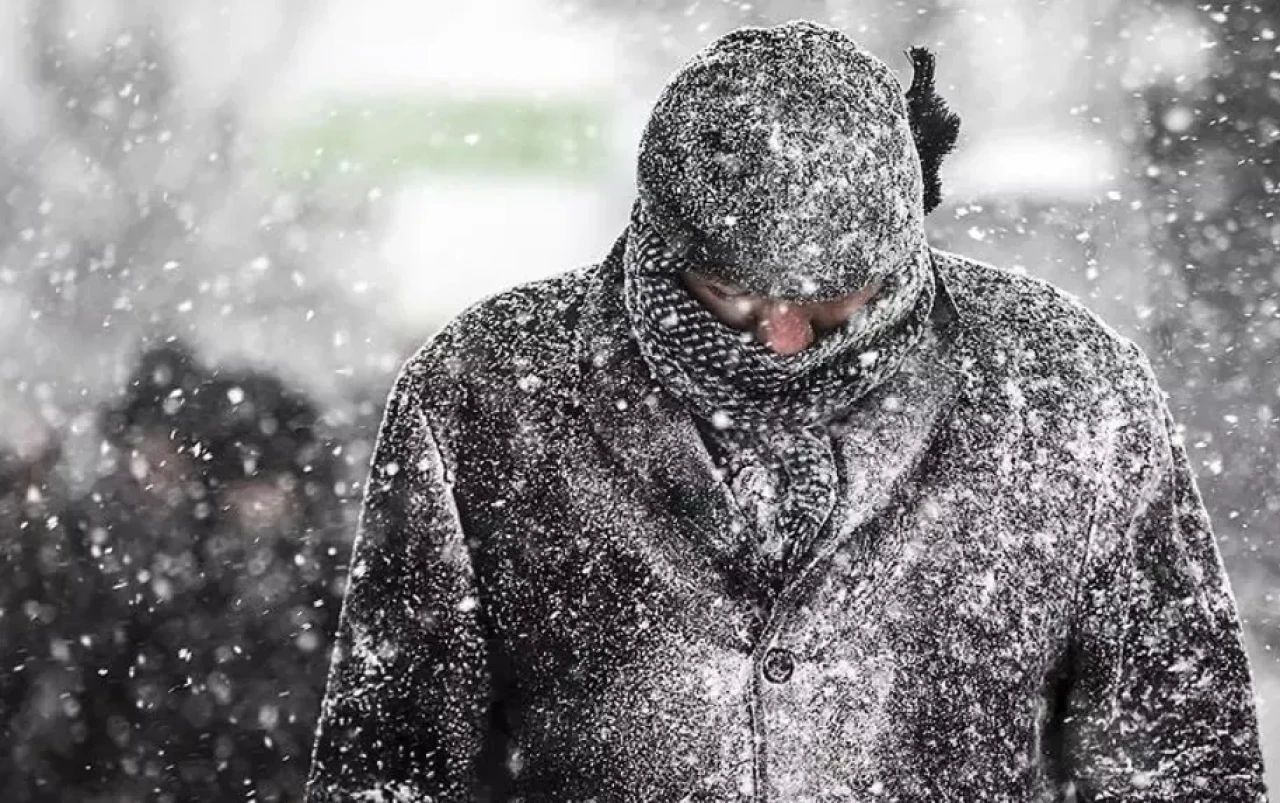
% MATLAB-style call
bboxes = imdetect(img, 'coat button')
[762,647,796,684]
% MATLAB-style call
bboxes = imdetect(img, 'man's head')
[633,21,958,354]
[621,21,958,425]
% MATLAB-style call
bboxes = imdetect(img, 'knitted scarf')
[621,210,937,588]
[622,210,936,430]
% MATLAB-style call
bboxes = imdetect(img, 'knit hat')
[635,20,957,300]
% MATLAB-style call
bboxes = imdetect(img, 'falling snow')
[3,3,1279,803]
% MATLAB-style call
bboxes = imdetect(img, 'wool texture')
[635,20,931,301]
[622,204,934,586]
[698,418,839,595]
[904,46,962,214]
[621,207,935,431]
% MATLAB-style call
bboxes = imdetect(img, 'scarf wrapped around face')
[622,207,937,431]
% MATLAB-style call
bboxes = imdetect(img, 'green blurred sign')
[273,95,610,181]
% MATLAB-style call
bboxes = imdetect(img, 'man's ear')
[905,47,961,215]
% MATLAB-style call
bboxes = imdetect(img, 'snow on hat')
[636,20,957,300]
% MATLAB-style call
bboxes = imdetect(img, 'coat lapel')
[574,235,755,588]
[780,302,965,602]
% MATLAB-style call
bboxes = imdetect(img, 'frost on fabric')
[305,370,497,802]
[304,242,1268,802]
[304,18,1267,803]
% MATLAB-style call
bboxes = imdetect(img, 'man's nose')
[757,302,814,356]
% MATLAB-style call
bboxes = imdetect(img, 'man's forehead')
[688,268,879,304]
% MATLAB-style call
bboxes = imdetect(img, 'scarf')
[622,210,936,430]
[621,211,938,590]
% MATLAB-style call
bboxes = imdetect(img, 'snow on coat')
[303,232,1268,802]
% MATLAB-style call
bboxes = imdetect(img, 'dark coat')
[306,237,1268,802]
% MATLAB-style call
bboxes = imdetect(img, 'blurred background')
[1,0,1277,799]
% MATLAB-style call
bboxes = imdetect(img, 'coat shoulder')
[931,248,1167,446]
[934,248,1152,384]
[396,266,592,416]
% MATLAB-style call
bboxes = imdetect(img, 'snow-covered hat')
[635,20,957,300]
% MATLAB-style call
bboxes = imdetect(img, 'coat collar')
[572,230,967,602]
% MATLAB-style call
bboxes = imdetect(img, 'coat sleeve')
[1063,368,1269,801]
[305,363,501,803]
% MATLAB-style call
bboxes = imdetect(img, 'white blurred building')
[279,0,627,328]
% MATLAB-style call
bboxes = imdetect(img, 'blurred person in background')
[0,432,97,801]
[0,342,350,802]
[307,20,1267,803]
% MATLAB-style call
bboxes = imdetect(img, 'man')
[306,21,1269,802]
